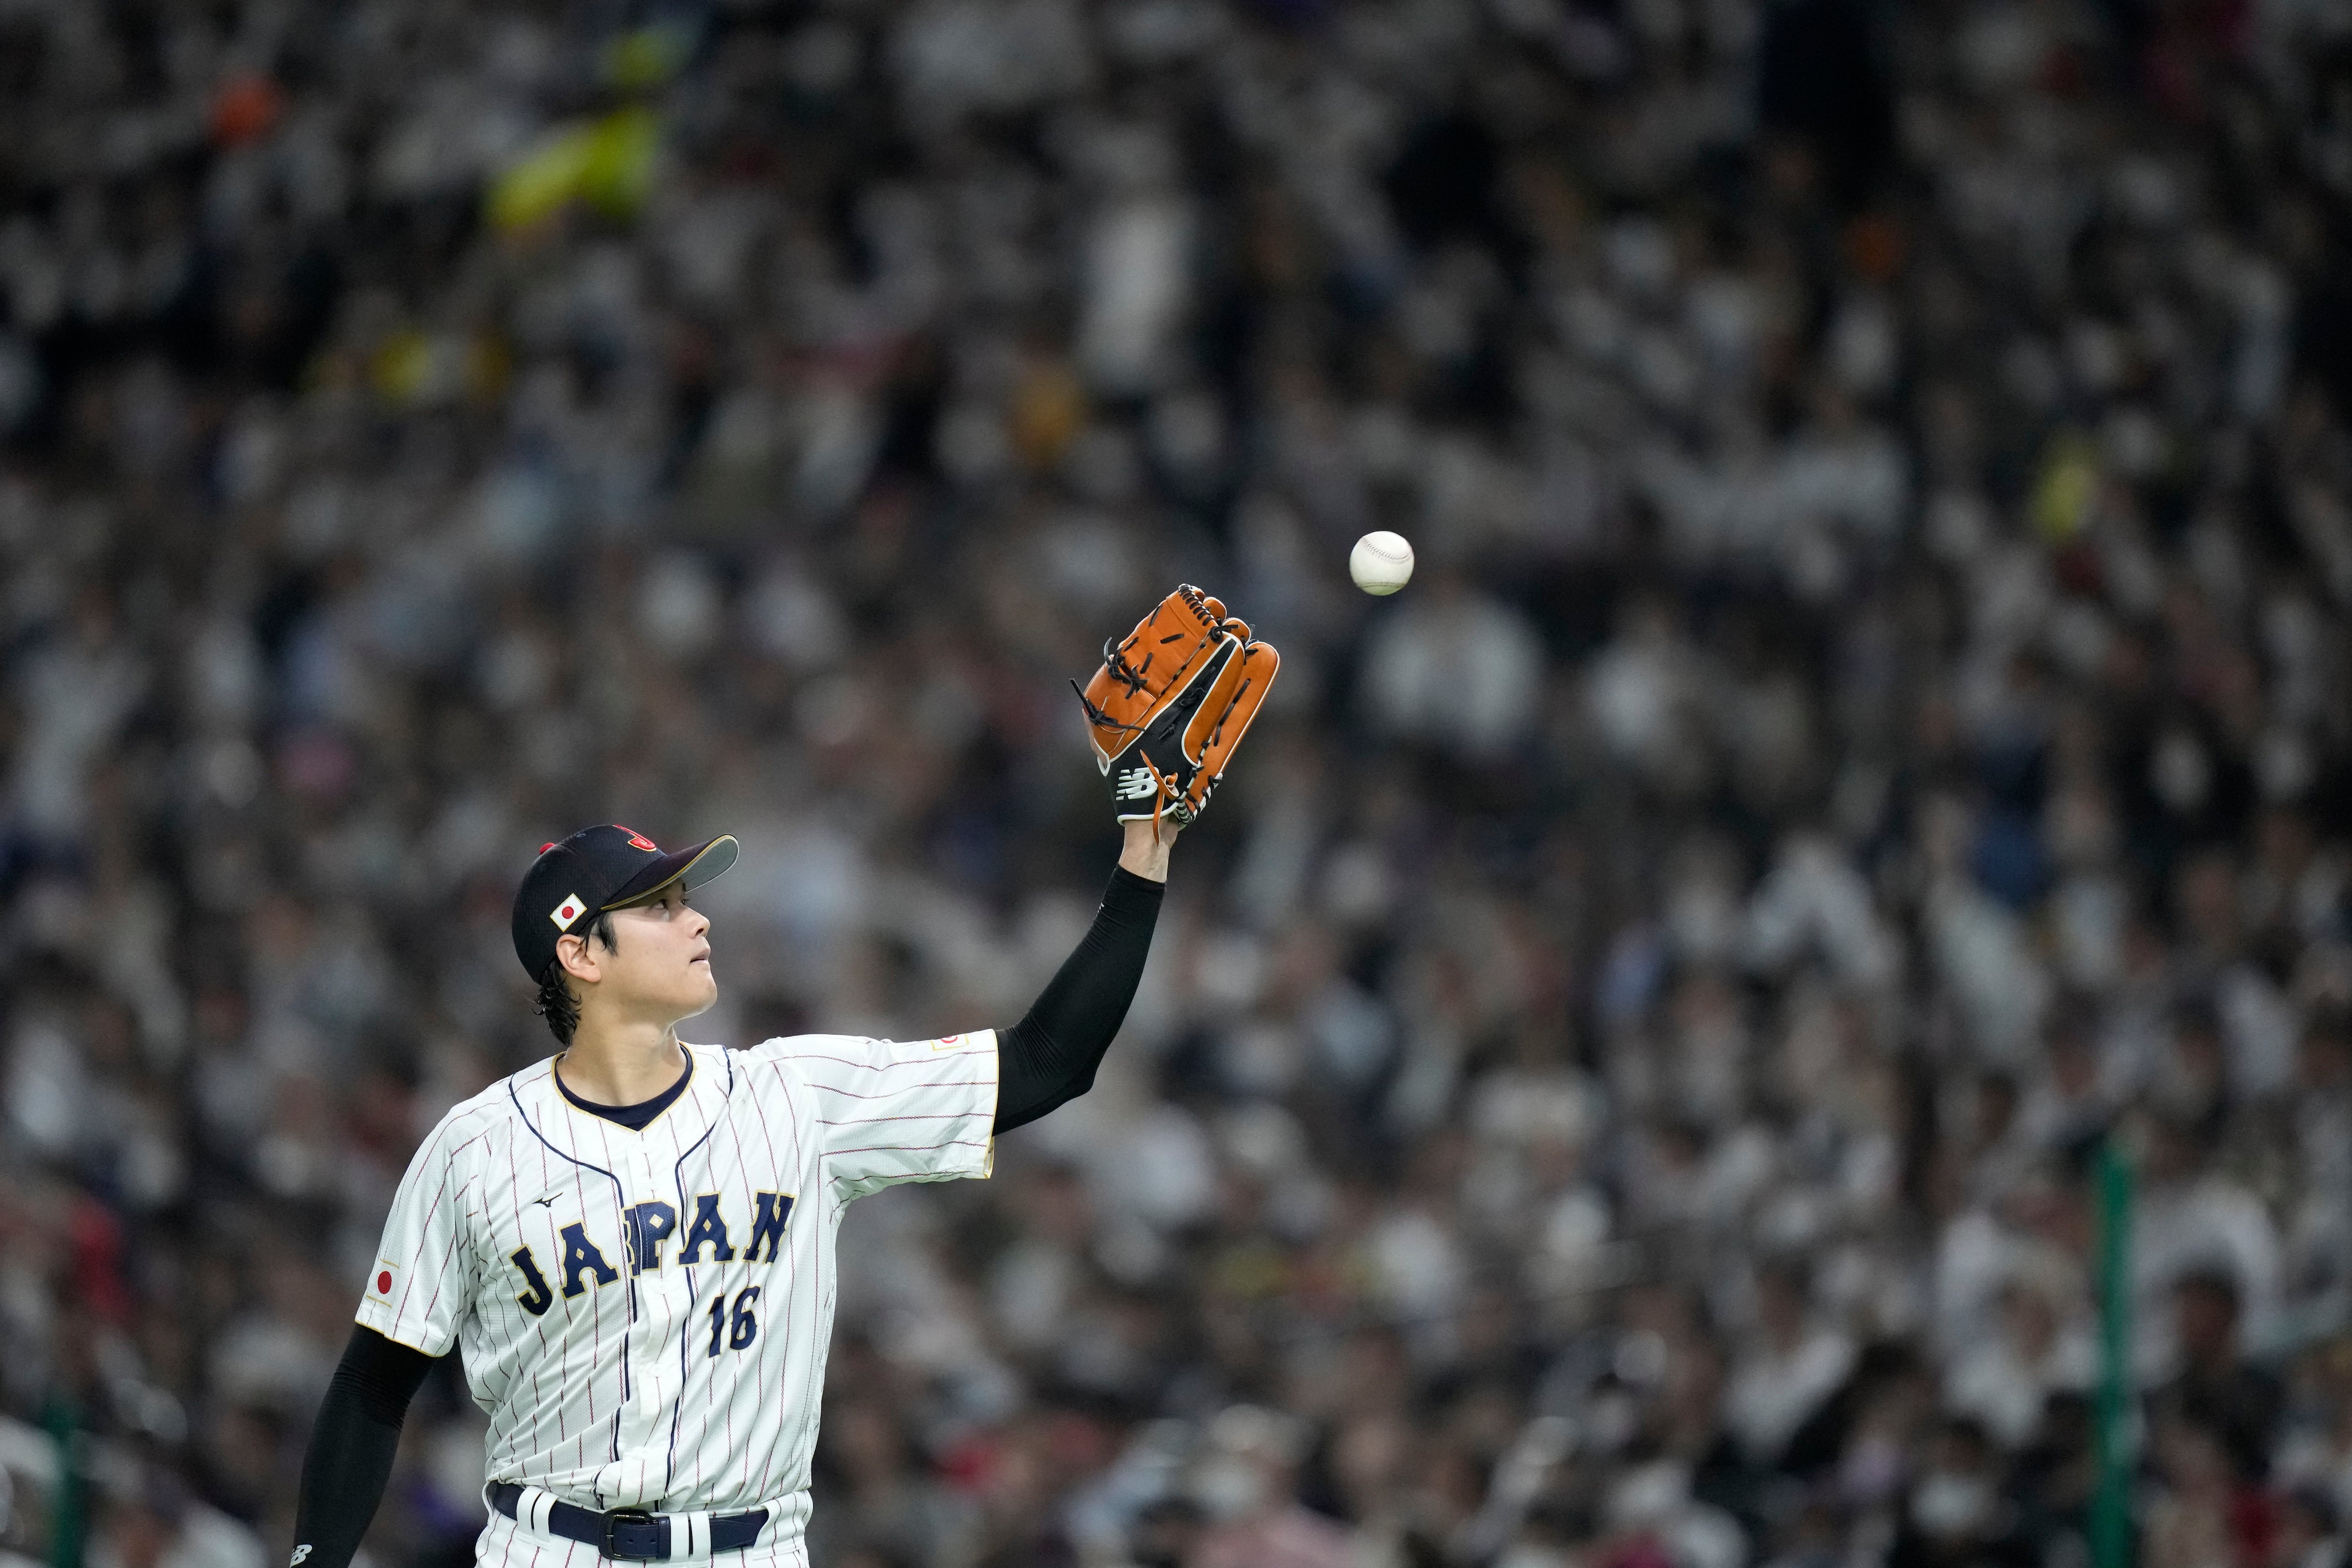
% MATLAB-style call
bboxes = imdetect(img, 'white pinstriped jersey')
[356,1033,997,1544]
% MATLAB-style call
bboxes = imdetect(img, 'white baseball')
[1350,531,1414,595]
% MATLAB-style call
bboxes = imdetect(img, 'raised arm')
[993,821,1174,1133]
[1002,582,1273,1134]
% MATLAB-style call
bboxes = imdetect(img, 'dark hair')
[534,911,617,1045]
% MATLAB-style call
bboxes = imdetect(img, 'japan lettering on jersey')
[358,1033,996,1541]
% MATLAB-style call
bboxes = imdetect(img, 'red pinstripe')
[814,1112,976,1126]
[781,1079,990,1099]
[823,1139,992,1156]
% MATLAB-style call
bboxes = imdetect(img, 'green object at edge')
[2093,1136,2135,1568]
[42,1399,82,1568]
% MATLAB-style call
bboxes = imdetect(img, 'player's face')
[602,883,717,1023]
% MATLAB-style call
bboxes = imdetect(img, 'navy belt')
[487,1482,769,1560]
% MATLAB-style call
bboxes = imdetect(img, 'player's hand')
[1119,817,1178,882]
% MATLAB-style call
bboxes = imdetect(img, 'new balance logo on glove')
[1115,767,1160,801]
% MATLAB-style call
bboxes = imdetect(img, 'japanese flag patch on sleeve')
[370,1260,399,1302]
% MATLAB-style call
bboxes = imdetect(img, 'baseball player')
[286,588,1275,1568]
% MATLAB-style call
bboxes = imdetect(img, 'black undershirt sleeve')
[291,1326,437,1568]
[994,866,1166,1133]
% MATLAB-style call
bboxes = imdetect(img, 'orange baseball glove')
[1074,585,1279,829]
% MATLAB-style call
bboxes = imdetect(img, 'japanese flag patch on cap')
[549,892,588,929]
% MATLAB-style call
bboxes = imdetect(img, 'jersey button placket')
[626,1147,687,1496]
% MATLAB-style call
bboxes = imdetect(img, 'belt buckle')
[601,1508,662,1561]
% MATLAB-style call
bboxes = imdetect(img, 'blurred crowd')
[4,0,2352,1566]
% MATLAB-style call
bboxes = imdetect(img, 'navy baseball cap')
[511,824,739,979]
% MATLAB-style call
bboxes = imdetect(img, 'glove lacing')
[1070,679,1147,740]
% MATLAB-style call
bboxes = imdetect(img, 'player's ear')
[556,931,602,986]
